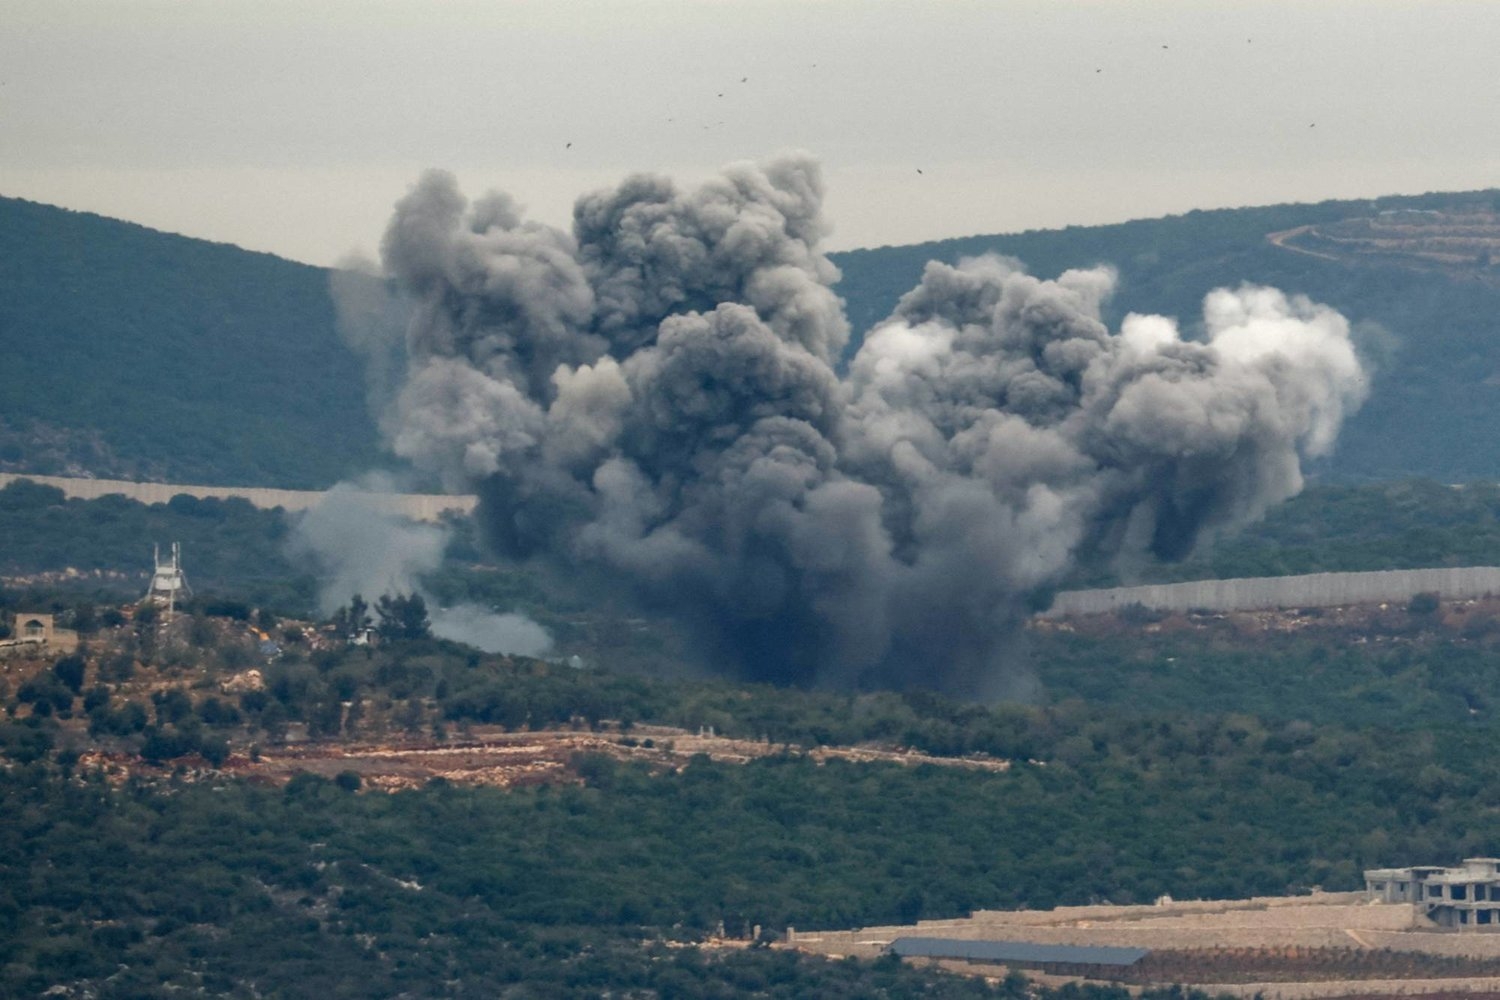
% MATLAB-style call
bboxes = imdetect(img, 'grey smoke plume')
[329,253,411,434]
[287,476,553,657]
[369,154,1367,694]
[429,604,553,659]
[287,479,447,617]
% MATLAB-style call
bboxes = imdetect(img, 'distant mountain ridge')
[6,188,1500,487]
[0,195,383,488]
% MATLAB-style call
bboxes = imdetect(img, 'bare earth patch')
[78,722,1009,791]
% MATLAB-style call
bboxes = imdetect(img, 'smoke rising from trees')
[287,480,448,617]
[351,153,1367,694]
[287,477,553,658]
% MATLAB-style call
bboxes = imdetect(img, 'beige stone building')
[0,613,79,655]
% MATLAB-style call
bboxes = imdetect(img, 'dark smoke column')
[841,256,1366,693]
[373,156,1367,695]
[379,156,890,686]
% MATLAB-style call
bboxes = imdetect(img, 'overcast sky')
[5,0,1500,267]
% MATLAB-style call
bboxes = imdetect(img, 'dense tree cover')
[373,592,432,641]
[36,634,1500,896]
[6,475,1500,993]
[0,479,316,611]
[1033,623,1500,727]
[0,195,386,487]
[0,758,1290,1000]
[5,685,1500,996]
[330,592,372,637]
[11,582,1500,762]
[12,471,1500,761]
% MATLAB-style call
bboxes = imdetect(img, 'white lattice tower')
[144,542,190,620]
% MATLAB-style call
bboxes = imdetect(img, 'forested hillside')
[9,188,1500,486]
[4,626,1500,996]
[0,196,383,488]
[7,475,1500,994]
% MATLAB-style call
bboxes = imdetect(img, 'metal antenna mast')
[144,542,190,621]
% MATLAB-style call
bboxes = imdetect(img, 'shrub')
[1408,592,1441,615]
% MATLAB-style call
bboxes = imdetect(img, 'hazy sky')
[5,0,1500,267]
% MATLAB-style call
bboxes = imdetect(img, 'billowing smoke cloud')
[365,153,1367,694]
[287,477,553,657]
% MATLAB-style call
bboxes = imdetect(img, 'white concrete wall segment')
[1045,567,1500,617]
[0,473,477,523]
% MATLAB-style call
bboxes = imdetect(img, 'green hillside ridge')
[5,475,1500,994]
[8,188,1500,486]
[0,196,384,488]
[3,616,1500,995]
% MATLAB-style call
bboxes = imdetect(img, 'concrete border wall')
[0,473,477,524]
[1044,567,1500,617]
